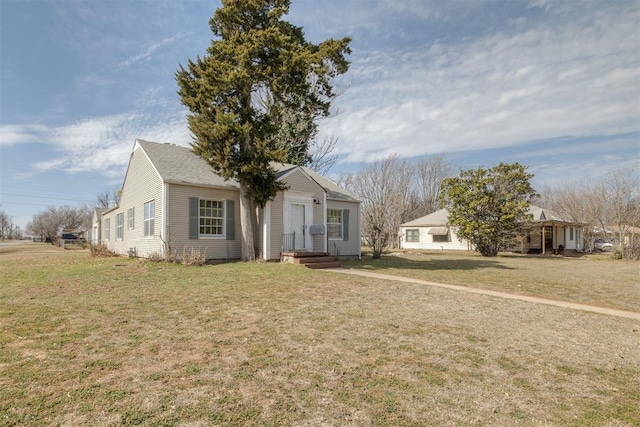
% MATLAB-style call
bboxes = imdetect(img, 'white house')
[400,205,583,254]
[98,139,361,261]
[399,209,473,251]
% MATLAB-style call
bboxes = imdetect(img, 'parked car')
[61,233,78,240]
[593,238,613,252]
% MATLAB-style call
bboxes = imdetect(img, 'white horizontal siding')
[399,226,471,251]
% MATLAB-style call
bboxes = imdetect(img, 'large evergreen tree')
[176,0,351,260]
[439,163,537,257]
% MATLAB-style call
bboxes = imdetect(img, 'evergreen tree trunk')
[239,183,256,261]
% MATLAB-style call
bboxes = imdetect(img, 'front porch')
[281,251,341,269]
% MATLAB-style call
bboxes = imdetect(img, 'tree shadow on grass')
[340,253,516,272]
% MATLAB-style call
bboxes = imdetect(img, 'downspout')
[263,201,271,260]
[357,201,362,259]
[162,183,169,257]
[323,192,327,253]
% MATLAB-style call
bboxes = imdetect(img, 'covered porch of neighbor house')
[521,222,583,255]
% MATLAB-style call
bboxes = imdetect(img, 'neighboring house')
[90,208,107,244]
[399,205,583,254]
[399,209,473,251]
[98,139,361,260]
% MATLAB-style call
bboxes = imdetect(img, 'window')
[103,218,110,241]
[144,200,155,237]
[406,229,419,242]
[327,209,343,239]
[116,213,124,240]
[433,234,449,242]
[569,227,574,241]
[199,199,224,236]
[127,208,134,230]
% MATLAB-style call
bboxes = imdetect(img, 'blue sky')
[1,0,639,230]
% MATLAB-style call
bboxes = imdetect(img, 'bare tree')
[95,189,120,209]
[0,206,22,240]
[27,206,91,242]
[603,165,640,257]
[348,155,414,258]
[307,135,339,175]
[413,154,454,216]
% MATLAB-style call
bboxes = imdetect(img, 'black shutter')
[189,197,199,240]
[343,209,349,241]
[226,200,235,240]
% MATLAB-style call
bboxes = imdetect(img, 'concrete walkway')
[324,268,640,321]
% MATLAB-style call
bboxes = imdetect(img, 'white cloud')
[11,108,191,178]
[0,124,48,146]
[117,32,189,69]
[321,1,640,165]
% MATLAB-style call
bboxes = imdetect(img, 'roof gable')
[133,140,359,202]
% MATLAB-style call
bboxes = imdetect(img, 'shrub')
[181,246,207,266]
[89,244,119,257]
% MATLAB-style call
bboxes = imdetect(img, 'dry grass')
[1,244,638,426]
[341,250,640,312]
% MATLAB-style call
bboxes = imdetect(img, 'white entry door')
[291,203,306,250]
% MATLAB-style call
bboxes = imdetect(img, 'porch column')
[542,228,546,254]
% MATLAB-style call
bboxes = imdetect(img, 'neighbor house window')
[144,200,155,237]
[327,209,343,239]
[116,213,124,240]
[433,234,449,242]
[127,208,134,230]
[406,229,419,243]
[199,199,224,236]
[103,218,110,241]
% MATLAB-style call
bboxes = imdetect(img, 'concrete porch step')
[303,261,341,269]
[281,251,341,269]
[294,256,337,265]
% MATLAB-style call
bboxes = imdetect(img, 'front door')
[543,226,553,252]
[291,203,306,250]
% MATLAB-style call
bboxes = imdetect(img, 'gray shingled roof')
[137,139,359,202]
[400,209,450,227]
[137,139,238,188]
[400,205,575,227]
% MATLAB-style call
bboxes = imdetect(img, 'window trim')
[432,233,450,243]
[115,212,124,240]
[198,198,225,238]
[103,218,110,242]
[144,200,155,238]
[327,208,343,240]
[127,207,134,230]
[406,229,420,243]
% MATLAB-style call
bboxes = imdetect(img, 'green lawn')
[1,244,638,426]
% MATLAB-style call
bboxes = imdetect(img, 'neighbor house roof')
[135,139,359,202]
[400,209,450,227]
[400,205,576,227]
[527,205,572,223]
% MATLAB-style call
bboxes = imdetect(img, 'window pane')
[199,199,224,236]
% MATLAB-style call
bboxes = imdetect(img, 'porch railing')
[282,232,295,253]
